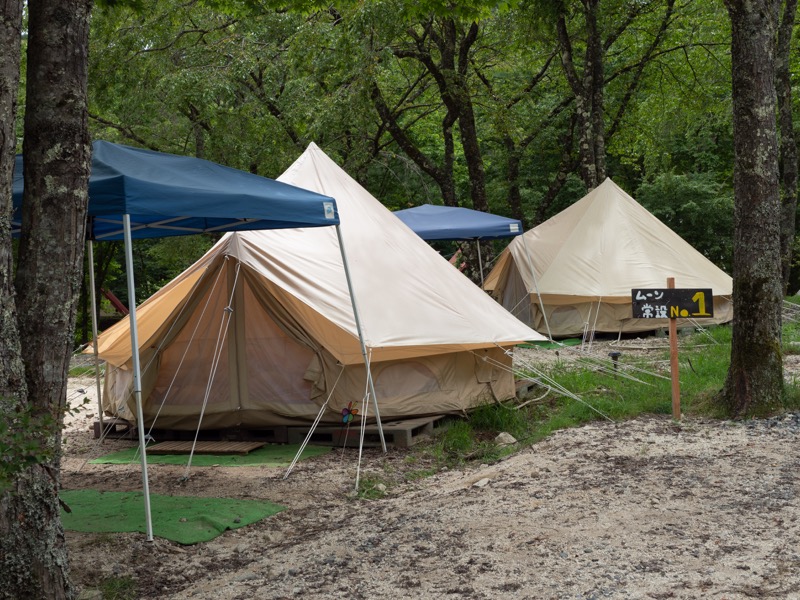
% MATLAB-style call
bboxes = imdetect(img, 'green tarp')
[60,489,285,545]
[90,443,330,467]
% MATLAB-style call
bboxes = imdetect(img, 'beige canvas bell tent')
[95,143,544,430]
[484,178,733,338]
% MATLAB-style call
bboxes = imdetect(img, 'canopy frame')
[14,141,385,542]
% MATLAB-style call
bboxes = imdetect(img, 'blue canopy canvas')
[394,204,522,241]
[12,140,339,240]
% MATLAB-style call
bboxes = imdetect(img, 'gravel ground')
[62,367,800,599]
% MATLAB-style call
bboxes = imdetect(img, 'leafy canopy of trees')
[81,0,748,317]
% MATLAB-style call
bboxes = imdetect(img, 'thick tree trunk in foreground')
[718,0,783,416]
[776,0,798,294]
[0,1,92,598]
[0,4,25,399]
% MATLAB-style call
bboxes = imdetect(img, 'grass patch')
[68,364,101,378]
[410,320,800,475]
[91,444,329,467]
[357,475,389,499]
[98,575,137,600]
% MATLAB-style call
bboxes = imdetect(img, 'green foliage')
[87,0,738,231]
[102,235,216,306]
[440,420,476,457]
[636,173,734,272]
[408,323,800,477]
[0,404,58,494]
[467,401,529,438]
[139,236,217,289]
[95,0,147,9]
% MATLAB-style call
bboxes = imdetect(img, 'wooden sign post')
[667,277,681,420]
[631,281,715,421]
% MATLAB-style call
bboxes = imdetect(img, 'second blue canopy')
[394,204,522,241]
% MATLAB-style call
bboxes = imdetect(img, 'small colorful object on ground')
[342,401,359,424]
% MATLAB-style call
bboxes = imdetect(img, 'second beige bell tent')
[94,143,544,430]
[483,178,733,338]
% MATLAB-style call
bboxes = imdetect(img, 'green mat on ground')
[90,443,330,467]
[60,489,285,545]
[520,338,583,349]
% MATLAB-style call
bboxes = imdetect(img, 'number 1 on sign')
[692,291,711,317]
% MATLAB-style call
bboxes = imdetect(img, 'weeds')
[98,575,137,600]
[357,475,389,500]
[409,322,800,478]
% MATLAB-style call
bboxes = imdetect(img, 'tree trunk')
[557,5,604,191]
[447,21,488,212]
[370,80,458,206]
[457,96,489,211]
[535,114,577,226]
[504,139,525,225]
[391,18,485,209]
[0,0,26,511]
[718,0,783,416]
[0,1,25,404]
[0,0,92,598]
[776,0,798,294]
[586,0,606,183]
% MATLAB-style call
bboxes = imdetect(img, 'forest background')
[0,0,792,597]
[14,0,772,341]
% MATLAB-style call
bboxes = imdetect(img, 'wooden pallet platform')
[287,415,445,448]
[92,423,289,444]
[146,440,266,455]
[93,418,135,440]
[150,426,289,444]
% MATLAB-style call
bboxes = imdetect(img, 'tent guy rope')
[183,262,242,480]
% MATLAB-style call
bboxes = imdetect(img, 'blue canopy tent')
[394,204,522,241]
[12,141,384,540]
[394,204,523,285]
[12,141,339,239]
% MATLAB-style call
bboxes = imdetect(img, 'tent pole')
[123,215,154,542]
[355,375,370,492]
[335,225,386,453]
[520,235,553,341]
[87,240,104,433]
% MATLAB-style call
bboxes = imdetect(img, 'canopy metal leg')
[476,240,485,288]
[123,215,154,542]
[335,225,386,453]
[87,241,104,432]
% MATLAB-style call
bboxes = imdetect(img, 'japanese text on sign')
[631,288,714,319]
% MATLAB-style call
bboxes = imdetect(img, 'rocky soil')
[61,344,800,599]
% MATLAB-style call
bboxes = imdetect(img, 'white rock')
[495,432,518,447]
